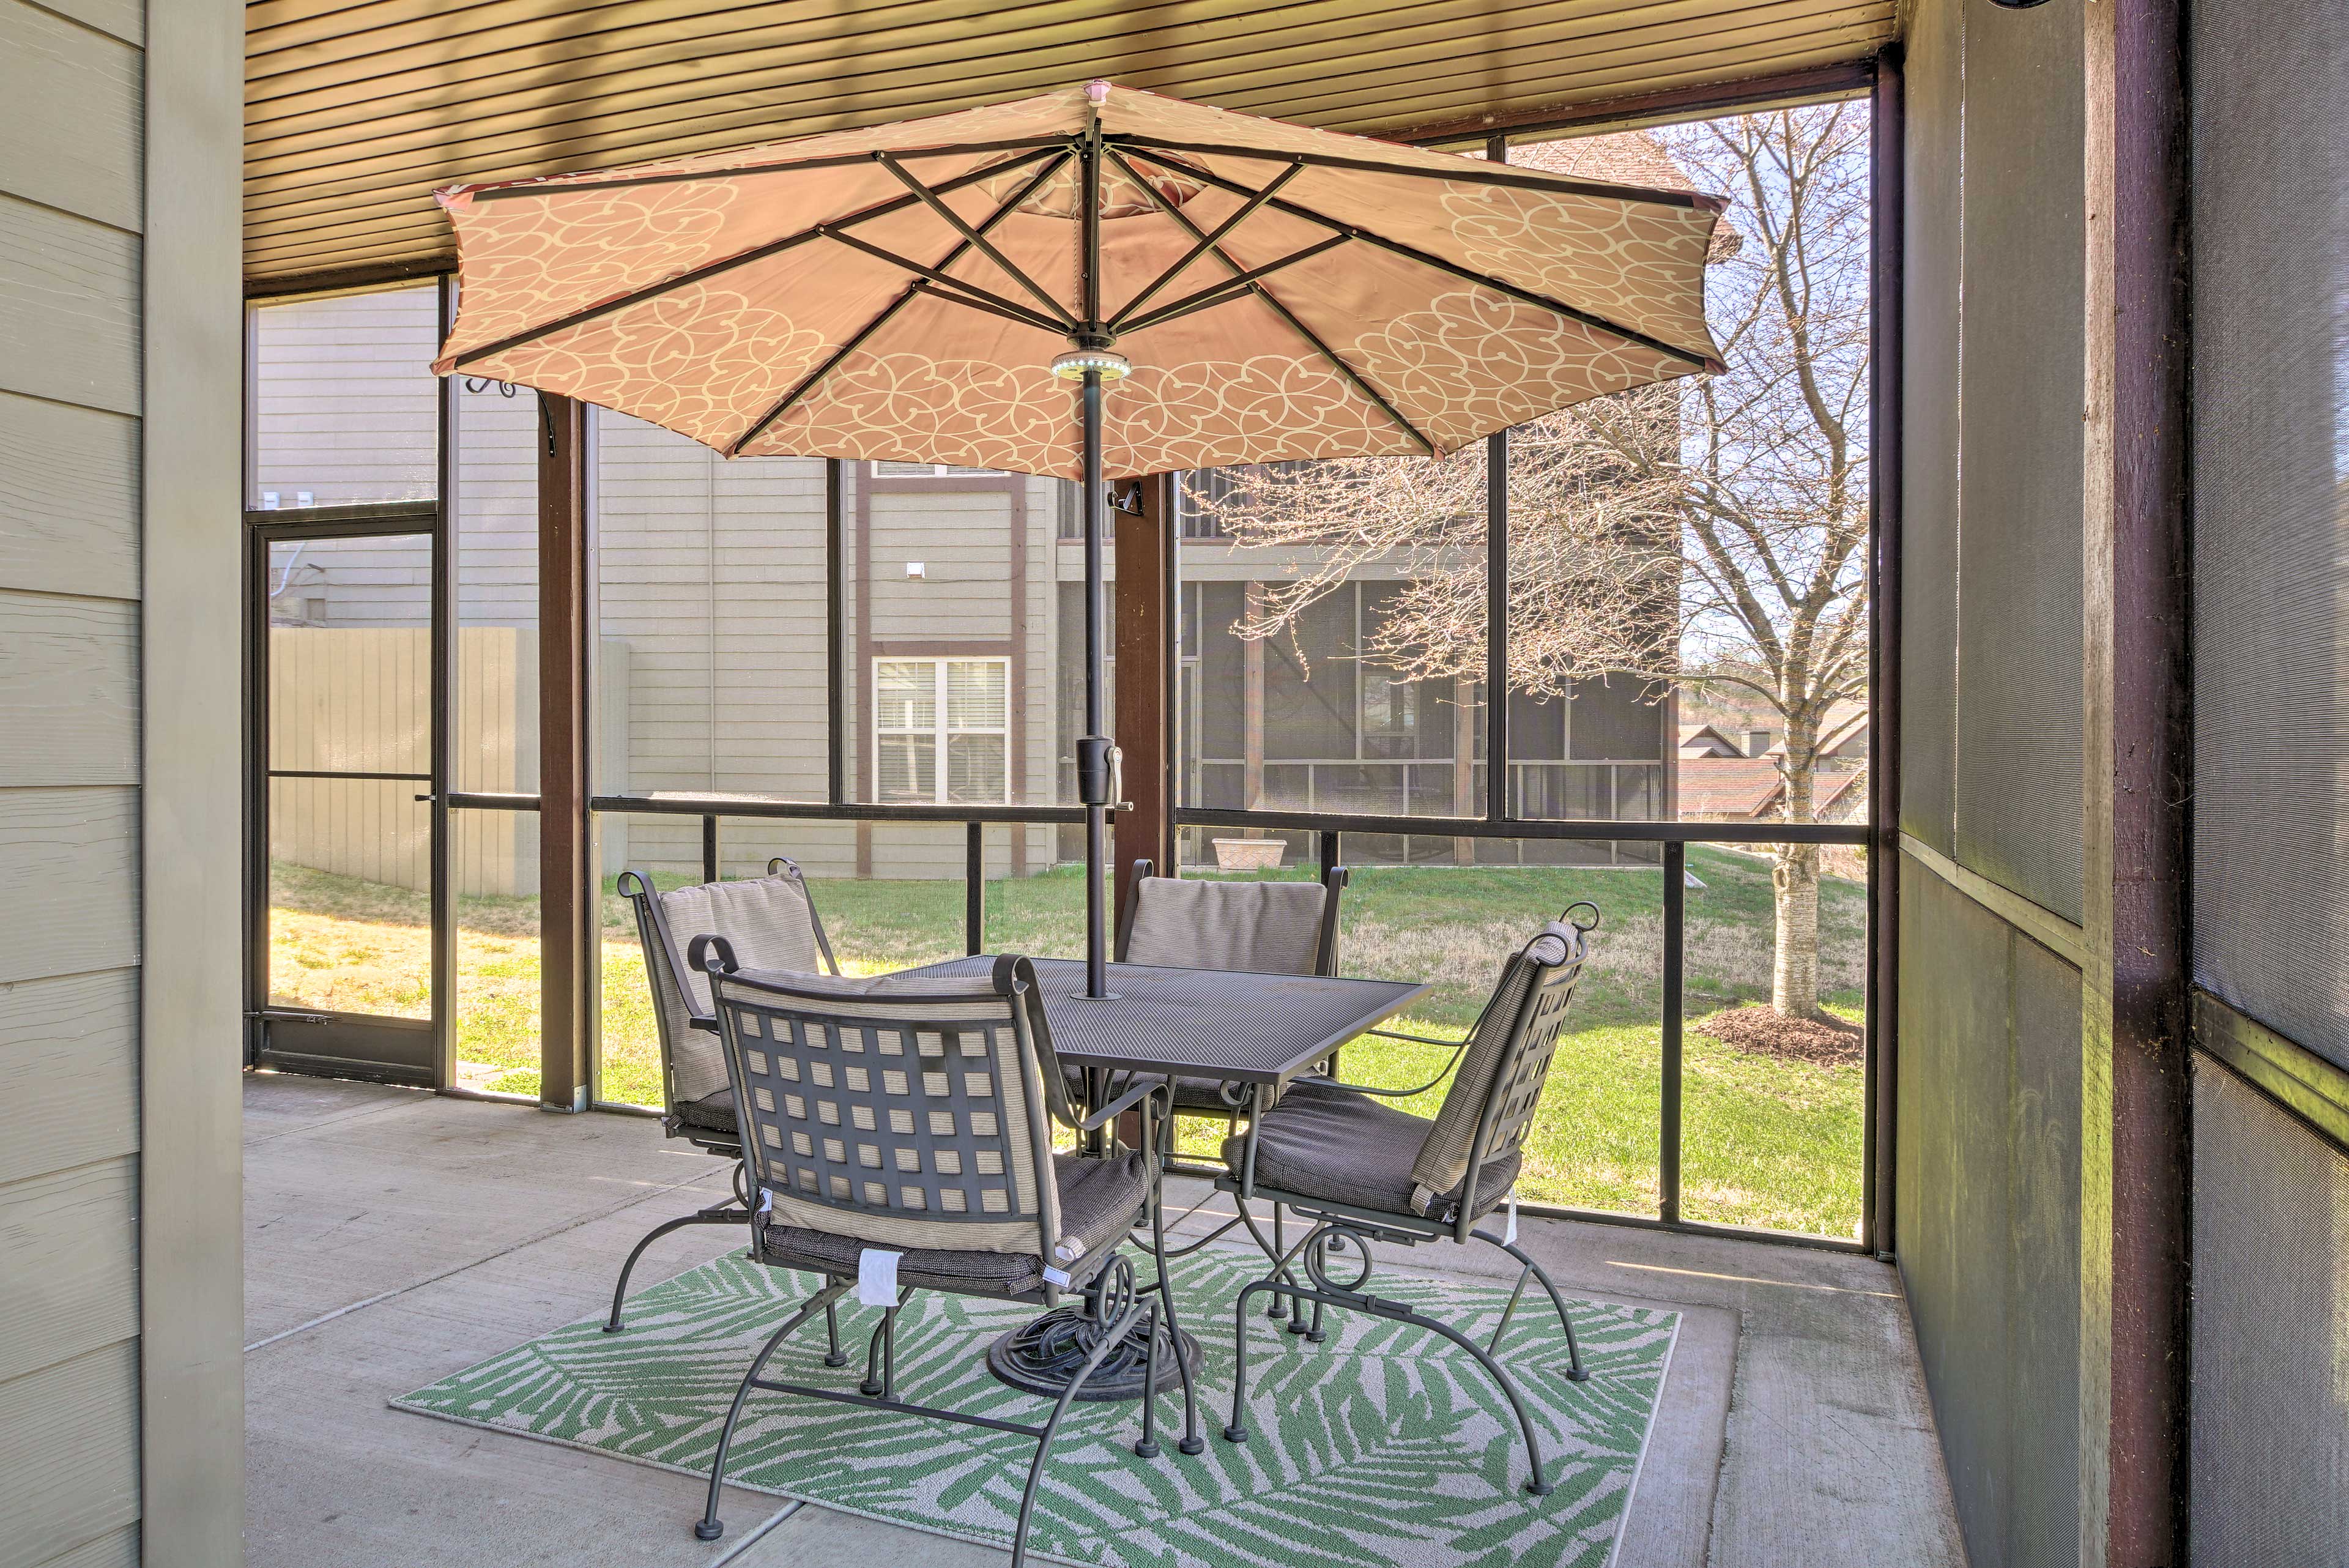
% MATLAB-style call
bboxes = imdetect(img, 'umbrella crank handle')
[1078,737,1124,810]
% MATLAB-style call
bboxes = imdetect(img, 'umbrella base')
[985,1305,1200,1402]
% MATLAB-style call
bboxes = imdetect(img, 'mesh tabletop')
[896,956,1427,1085]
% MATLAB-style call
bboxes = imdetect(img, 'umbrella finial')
[1084,80,1112,106]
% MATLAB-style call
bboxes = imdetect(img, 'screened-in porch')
[6,2,2345,1567]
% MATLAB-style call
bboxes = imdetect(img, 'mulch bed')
[1692,1004,1865,1067]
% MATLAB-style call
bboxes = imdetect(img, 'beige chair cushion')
[655,875,827,1104]
[1406,924,1575,1208]
[756,1151,1148,1297]
[1123,876,1327,975]
[1223,1080,1519,1225]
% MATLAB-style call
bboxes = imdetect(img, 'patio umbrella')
[432,82,1726,998]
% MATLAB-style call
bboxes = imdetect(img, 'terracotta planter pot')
[1211,837,1286,872]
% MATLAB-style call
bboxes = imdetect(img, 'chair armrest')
[1361,1025,1464,1049]
[1290,1073,1441,1099]
[1076,1076,1168,1134]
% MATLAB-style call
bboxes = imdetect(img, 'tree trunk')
[1771,718,1825,1019]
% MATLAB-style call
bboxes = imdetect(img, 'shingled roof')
[1510,133,1742,261]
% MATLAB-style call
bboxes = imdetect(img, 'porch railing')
[574,790,1874,1254]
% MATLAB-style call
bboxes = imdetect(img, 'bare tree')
[1192,103,1871,1019]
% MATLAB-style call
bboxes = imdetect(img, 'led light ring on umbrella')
[431,80,1726,998]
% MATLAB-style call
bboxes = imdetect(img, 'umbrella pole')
[1075,365,1116,1000]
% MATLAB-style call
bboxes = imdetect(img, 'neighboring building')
[1679,756,1866,823]
[1679,723,1745,758]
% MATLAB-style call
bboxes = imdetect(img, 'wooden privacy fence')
[269,625,539,896]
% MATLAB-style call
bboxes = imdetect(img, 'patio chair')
[1113,856,1348,1115]
[1214,902,1602,1496]
[603,859,841,1334]
[691,946,1203,1559]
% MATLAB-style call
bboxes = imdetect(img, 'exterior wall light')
[905,561,926,580]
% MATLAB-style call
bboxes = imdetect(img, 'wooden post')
[1113,474,1176,912]
[2079,0,2190,1559]
[538,394,593,1111]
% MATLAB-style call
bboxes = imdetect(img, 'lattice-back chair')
[601,859,839,1332]
[1113,857,1348,1113]
[691,949,1203,1558]
[1214,903,1602,1495]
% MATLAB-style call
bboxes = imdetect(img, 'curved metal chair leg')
[1010,1300,1148,1567]
[1224,1221,1319,1444]
[1470,1227,1588,1381]
[1223,1279,1272,1442]
[1145,1175,1206,1454]
[1393,1298,1557,1495]
[1134,1302,1164,1458]
[696,1286,842,1540]
[604,1211,725,1333]
[1266,1205,1295,1321]
[1227,1260,1556,1494]
[1230,1198,1309,1325]
[858,1306,898,1397]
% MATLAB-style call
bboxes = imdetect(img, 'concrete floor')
[243,1072,1964,1567]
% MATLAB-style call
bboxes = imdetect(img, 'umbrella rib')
[726,150,1072,456]
[876,150,1077,330]
[1107,147,1432,456]
[820,228,1064,333]
[725,281,922,458]
[463,136,1075,203]
[450,146,1064,370]
[1101,134,1729,215]
[1124,145,1723,372]
[1105,160,1305,332]
[924,284,1070,333]
[1116,234,1352,336]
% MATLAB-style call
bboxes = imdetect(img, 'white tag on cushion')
[1504,1194,1518,1247]
[1042,1265,1072,1288]
[857,1248,902,1307]
[1053,1236,1086,1263]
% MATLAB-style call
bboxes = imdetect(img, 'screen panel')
[2189,0,2349,1068]
[1950,0,2085,923]
[2189,1064,2349,1566]
[1896,0,1962,854]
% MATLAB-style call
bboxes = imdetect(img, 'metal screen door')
[245,516,448,1087]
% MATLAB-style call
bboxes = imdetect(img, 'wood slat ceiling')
[244,0,1894,289]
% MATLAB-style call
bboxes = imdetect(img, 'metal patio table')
[896,954,1428,1400]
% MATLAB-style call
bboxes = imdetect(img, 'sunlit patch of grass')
[270,846,1866,1236]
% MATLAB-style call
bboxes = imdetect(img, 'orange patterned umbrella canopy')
[433,83,1724,480]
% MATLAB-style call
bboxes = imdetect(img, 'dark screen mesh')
[2189,1065,2349,1564]
[1896,0,1962,855]
[1950,0,2085,923]
[1566,676,1664,761]
[2189,0,2349,1071]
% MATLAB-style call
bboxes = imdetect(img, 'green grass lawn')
[268,845,1867,1238]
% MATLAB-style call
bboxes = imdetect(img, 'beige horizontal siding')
[0,0,149,1542]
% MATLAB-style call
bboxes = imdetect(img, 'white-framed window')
[874,658,1011,804]
[870,460,1000,478]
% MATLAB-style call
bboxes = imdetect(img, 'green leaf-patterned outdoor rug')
[394,1244,1677,1567]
